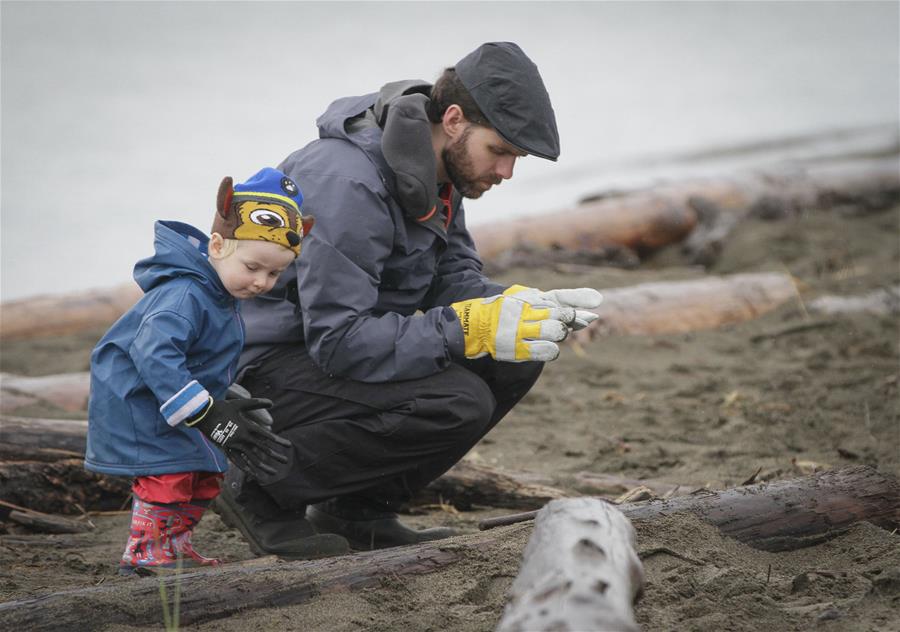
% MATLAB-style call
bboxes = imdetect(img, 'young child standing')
[86,167,312,575]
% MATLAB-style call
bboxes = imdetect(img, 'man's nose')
[495,155,517,180]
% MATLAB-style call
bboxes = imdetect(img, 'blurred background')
[2,0,898,302]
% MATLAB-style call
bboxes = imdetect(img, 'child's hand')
[186,398,292,479]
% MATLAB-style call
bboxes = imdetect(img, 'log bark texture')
[496,498,644,632]
[481,466,900,552]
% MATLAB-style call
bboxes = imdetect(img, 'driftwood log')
[1,416,690,513]
[0,458,130,514]
[0,416,88,461]
[0,500,94,534]
[480,466,900,552]
[471,190,698,261]
[574,272,798,339]
[809,284,900,316]
[0,282,142,341]
[414,460,569,510]
[0,372,91,414]
[471,155,900,265]
[496,498,644,632]
[2,466,895,629]
[0,526,513,630]
[0,272,799,412]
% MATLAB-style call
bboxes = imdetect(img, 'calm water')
[2,1,898,301]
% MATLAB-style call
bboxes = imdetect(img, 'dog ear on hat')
[301,215,315,238]
[217,177,234,219]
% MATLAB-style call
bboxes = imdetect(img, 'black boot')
[214,468,349,560]
[306,496,461,551]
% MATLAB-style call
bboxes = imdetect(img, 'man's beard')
[442,125,500,199]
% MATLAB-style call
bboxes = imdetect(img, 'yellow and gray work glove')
[503,285,603,331]
[450,295,573,362]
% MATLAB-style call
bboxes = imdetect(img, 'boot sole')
[214,493,349,560]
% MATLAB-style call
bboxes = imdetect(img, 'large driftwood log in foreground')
[481,466,900,552]
[496,498,644,632]
[471,155,900,263]
[0,527,510,630]
[0,282,141,341]
[3,466,895,630]
[575,272,798,339]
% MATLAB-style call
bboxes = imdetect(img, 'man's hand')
[450,295,573,362]
[186,398,292,479]
[503,285,603,330]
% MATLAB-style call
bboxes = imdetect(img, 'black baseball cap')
[454,42,560,161]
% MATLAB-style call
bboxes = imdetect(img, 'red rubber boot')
[119,497,221,575]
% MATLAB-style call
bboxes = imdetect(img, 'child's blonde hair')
[208,234,241,260]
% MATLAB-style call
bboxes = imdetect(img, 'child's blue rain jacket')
[85,221,242,476]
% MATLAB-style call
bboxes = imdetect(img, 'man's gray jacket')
[240,81,507,383]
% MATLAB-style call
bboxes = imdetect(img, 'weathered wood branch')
[481,466,900,552]
[0,500,94,534]
[496,498,644,632]
[570,472,687,499]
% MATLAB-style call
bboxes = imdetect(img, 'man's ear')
[441,104,467,139]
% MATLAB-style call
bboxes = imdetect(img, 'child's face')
[209,238,296,300]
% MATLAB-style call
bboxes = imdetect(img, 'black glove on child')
[186,397,292,480]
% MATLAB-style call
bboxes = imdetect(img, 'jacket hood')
[316,80,445,223]
[133,221,228,297]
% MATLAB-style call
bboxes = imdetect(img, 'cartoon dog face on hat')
[213,167,314,256]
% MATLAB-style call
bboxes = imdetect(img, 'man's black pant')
[238,344,543,512]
